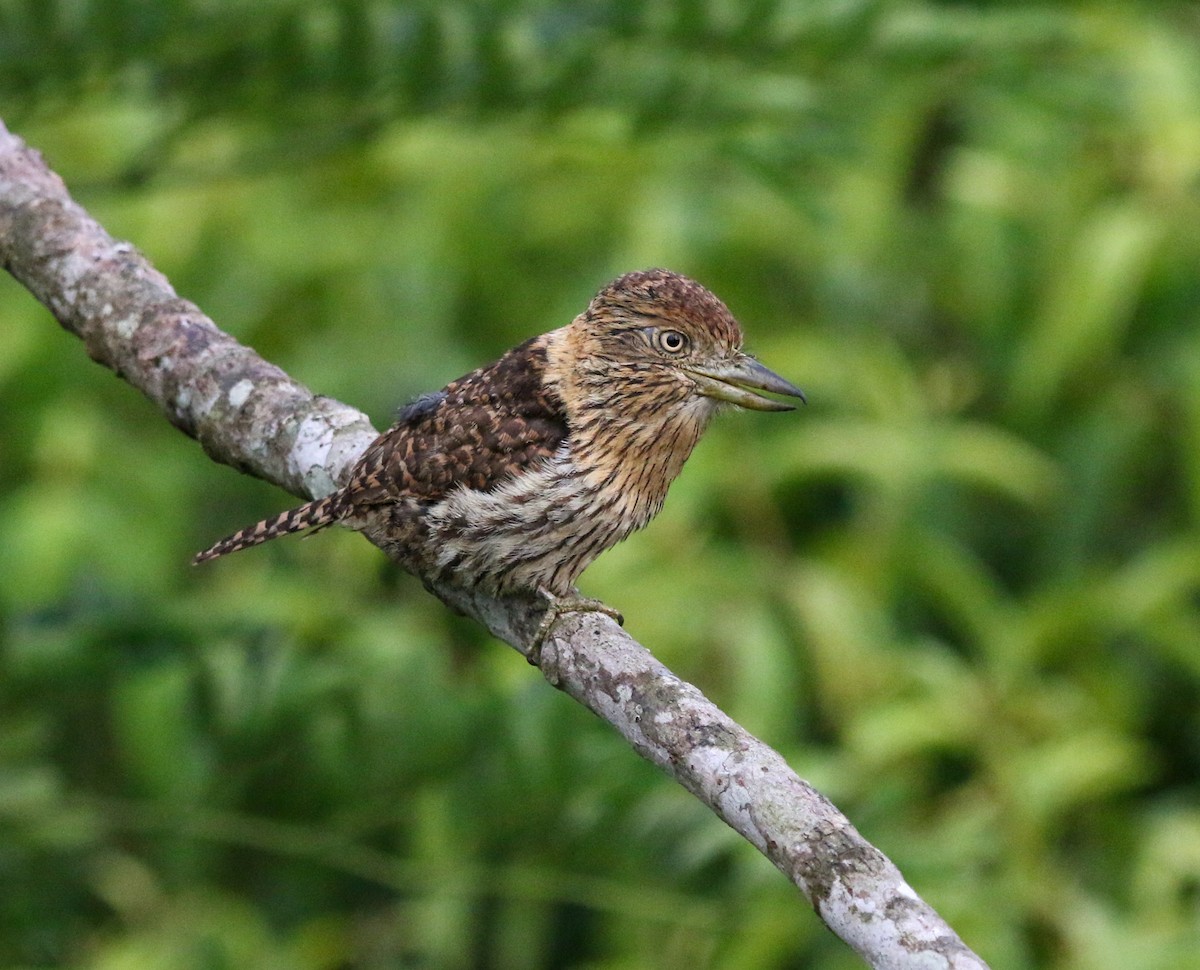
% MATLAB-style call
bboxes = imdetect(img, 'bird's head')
[552,269,804,430]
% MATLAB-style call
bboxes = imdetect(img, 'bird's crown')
[582,268,744,357]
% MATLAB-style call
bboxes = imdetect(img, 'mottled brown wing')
[344,336,568,507]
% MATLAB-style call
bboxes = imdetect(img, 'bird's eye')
[653,329,689,355]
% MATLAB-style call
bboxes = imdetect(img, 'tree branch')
[0,118,989,970]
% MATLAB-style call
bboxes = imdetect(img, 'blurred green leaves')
[3,0,1200,968]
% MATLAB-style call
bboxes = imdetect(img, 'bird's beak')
[684,355,806,412]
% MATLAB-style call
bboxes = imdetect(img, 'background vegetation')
[3,1,1200,967]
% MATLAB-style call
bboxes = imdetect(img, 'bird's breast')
[572,408,709,528]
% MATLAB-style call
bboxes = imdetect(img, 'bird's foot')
[528,590,624,666]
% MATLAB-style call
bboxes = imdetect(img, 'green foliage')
[3,0,1200,967]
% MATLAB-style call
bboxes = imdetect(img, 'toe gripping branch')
[528,589,625,667]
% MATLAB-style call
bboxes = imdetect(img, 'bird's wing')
[345,336,568,506]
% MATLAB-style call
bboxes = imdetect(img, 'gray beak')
[684,355,806,412]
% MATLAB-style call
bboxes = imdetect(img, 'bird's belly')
[424,465,644,597]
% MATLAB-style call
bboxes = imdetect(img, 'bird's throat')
[573,405,711,534]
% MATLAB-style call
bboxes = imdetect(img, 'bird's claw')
[528,591,624,666]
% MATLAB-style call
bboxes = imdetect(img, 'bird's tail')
[192,492,347,565]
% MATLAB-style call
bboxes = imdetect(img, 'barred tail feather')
[192,493,345,565]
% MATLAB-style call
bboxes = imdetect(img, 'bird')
[194,269,804,654]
